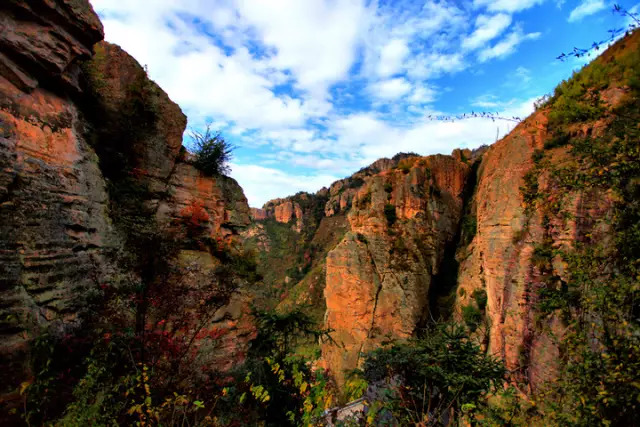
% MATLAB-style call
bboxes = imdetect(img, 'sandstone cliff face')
[83,42,187,195]
[0,0,103,93]
[454,112,553,388]
[322,155,471,386]
[0,0,107,410]
[84,42,254,379]
[453,32,638,391]
[251,194,311,233]
[0,0,253,417]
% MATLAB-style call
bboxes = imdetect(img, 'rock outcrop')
[453,30,640,391]
[0,1,253,419]
[322,155,471,386]
[0,0,107,414]
[250,195,312,233]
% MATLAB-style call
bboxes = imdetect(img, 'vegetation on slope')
[513,29,640,426]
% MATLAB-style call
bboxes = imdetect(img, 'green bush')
[348,177,365,189]
[461,215,477,244]
[361,323,505,424]
[191,125,234,176]
[544,131,571,149]
[358,191,372,208]
[384,204,397,226]
[461,304,483,332]
[472,289,487,311]
[532,148,545,163]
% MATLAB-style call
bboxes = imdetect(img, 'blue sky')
[90,0,638,207]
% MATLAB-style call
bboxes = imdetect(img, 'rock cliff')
[245,153,476,386]
[453,30,640,392]
[1,0,638,421]
[0,0,108,412]
[243,32,640,399]
[321,155,471,386]
[0,1,253,419]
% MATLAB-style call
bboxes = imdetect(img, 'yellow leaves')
[299,381,308,394]
[127,403,143,415]
[324,394,333,410]
[250,384,271,404]
[270,361,286,383]
[19,381,31,395]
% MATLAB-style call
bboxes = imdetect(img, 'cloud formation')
[90,0,555,206]
[568,0,606,22]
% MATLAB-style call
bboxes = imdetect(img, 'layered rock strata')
[0,0,254,418]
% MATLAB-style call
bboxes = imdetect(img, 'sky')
[89,0,638,207]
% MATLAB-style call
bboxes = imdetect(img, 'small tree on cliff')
[191,124,234,176]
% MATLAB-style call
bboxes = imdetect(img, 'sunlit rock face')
[453,94,625,391]
[321,155,471,387]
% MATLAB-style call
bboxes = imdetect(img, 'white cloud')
[230,163,340,207]
[568,0,606,22]
[478,27,541,62]
[408,85,437,104]
[369,78,412,99]
[377,39,410,77]
[406,53,467,79]
[233,0,371,97]
[471,94,500,108]
[463,14,512,50]
[328,97,537,166]
[473,0,546,13]
[90,0,547,206]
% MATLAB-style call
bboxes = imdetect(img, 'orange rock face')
[454,103,620,390]
[454,112,548,385]
[85,41,188,194]
[158,162,250,245]
[322,155,470,386]
[0,0,107,417]
[253,196,306,232]
[250,207,268,221]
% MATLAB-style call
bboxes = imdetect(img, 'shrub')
[348,177,365,189]
[461,215,477,244]
[544,131,571,149]
[359,191,372,208]
[462,304,483,332]
[472,289,488,311]
[532,149,545,163]
[384,204,397,226]
[361,323,505,425]
[397,161,412,174]
[191,125,234,176]
[534,93,552,110]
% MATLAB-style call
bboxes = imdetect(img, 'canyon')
[1,0,638,424]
